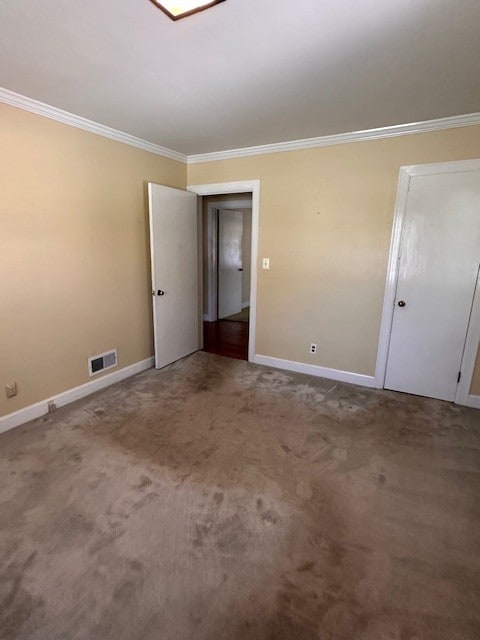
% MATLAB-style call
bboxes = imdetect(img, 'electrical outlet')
[47,400,57,413]
[5,382,17,398]
[310,343,317,354]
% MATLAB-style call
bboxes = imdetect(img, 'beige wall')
[0,103,186,417]
[188,126,480,394]
[2,103,479,419]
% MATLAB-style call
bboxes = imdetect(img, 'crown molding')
[0,87,187,164]
[187,112,480,164]
[2,86,479,166]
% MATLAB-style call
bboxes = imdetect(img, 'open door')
[148,183,199,369]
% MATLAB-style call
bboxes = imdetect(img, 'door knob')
[398,300,406,307]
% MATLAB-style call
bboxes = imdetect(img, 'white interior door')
[148,183,199,369]
[385,169,480,401]
[218,209,243,319]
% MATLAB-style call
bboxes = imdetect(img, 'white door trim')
[375,158,480,406]
[455,265,480,405]
[188,181,260,362]
[205,199,252,322]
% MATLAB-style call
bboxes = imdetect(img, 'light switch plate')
[262,258,270,270]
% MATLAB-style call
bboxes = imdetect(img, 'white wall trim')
[404,158,480,177]
[375,158,480,406]
[208,199,253,209]
[187,113,480,164]
[0,87,186,164]
[188,181,260,362]
[0,356,154,435]
[466,395,480,410]
[4,86,480,166]
[253,355,376,388]
[455,265,480,406]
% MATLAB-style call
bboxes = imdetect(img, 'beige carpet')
[221,306,249,322]
[1,352,480,639]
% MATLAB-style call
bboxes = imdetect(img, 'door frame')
[205,199,252,322]
[374,158,480,407]
[188,180,260,362]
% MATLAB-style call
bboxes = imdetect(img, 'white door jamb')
[188,181,260,363]
[455,265,480,405]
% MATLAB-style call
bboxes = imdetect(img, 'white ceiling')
[1,0,479,156]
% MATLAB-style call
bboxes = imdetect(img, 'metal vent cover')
[88,349,117,377]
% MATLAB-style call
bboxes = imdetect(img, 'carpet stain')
[0,351,479,639]
[296,479,313,500]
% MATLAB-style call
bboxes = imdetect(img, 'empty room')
[1,1,480,639]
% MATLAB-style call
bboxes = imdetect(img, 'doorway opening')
[148,180,259,371]
[187,179,260,363]
[201,194,252,360]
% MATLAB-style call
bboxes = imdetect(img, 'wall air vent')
[88,349,117,377]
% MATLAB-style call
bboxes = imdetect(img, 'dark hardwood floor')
[203,320,249,360]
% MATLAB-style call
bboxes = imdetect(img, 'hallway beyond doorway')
[203,320,248,360]
[222,306,249,323]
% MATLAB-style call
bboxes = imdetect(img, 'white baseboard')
[252,354,376,388]
[465,394,480,409]
[241,301,250,309]
[0,356,155,435]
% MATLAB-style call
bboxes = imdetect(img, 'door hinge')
[457,371,462,383]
